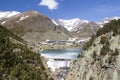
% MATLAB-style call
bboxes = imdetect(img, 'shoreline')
[29,43,83,53]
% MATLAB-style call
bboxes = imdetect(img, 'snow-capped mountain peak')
[101,17,120,23]
[98,16,120,27]
[52,18,89,31]
[0,11,20,19]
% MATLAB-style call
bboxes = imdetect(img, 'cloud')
[39,0,59,10]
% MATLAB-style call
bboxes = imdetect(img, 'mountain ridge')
[0,10,70,43]
[98,17,120,27]
[52,18,101,41]
[0,11,20,19]
[52,18,89,31]
[0,10,120,43]
[0,10,120,25]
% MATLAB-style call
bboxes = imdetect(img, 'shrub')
[100,45,110,55]
[114,48,119,56]
[108,56,116,64]
[96,19,120,37]
[89,76,94,80]
[83,34,95,50]
[100,36,108,44]
[92,51,97,60]
[49,77,54,80]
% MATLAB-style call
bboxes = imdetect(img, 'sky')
[0,0,120,22]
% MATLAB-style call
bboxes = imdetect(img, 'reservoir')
[40,48,82,80]
[40,48,82,59]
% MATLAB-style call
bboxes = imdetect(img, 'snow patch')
[1,21,7,25]
[19,16,29,21]
[78,37,91,43]
[52,18,89,31]
[0,11,20,19]
[34,11,38,14]
[52,19,59,25]
[68,37,78,41]
[98,16,120,27]
[16,16,29,22]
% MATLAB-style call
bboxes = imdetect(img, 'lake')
[40,48,82,59]
[40,48,83,80]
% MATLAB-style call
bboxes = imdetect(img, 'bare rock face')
[66,32,120,80]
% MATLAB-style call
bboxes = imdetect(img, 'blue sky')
[0,0,120,22]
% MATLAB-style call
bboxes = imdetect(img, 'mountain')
[0,10,70,43]
[98,17,120,27]
[0,25,53,80]
[71,21,100,38]
[66,19,120,80]
[3,11,119,43]
[52,18,89,31]
[53,18,100,39]
[0,11,20,19]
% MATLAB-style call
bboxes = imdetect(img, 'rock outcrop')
[66,19,120,80]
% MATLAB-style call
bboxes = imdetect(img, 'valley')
[0,10,120,80]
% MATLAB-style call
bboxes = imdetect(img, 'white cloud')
[39,0,59,10]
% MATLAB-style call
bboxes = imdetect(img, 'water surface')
[40,48,82,59]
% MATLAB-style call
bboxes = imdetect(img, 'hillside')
[71,22,100,39]
[0,25,53,80]
[0,10,71,43]
[53,18,100,40]
[98,17,120,27]
[66,19,120,80]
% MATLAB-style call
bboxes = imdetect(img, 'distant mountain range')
[52,17,120,31]
[98,17,120,27]
[52,18,100,39]
[52,17,120,39]
[52,18,89,31]
[0,10,120,43]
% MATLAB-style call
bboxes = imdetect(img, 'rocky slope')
[66,19,120,80]
[71,21,100,39]
[0,25,54,80]
[0,10,70,43]
[53,18,100,39]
